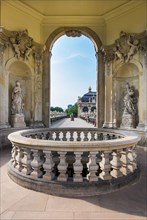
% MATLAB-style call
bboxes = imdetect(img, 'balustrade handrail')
[8,128,140,152]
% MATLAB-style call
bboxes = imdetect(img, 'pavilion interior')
[0,1,147,220]
[0,0,147,147]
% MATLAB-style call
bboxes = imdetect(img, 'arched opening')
[91,106,96,112]
[43,27,104,128]
[83,106,89,112]
[51,34,97,118]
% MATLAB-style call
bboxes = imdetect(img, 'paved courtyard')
[51,117,95,128]
[0,118,147,220]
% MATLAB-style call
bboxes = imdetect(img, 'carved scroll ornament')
[101,30,147,63]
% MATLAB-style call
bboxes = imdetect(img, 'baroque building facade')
[0,0,147,146]
[77,87,96,117]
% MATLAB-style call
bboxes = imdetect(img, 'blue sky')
[51,35,97,110]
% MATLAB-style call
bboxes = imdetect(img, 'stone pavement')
[0,118,147,220]
[51,117,95,128]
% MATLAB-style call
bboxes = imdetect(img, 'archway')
[43,27,104,128]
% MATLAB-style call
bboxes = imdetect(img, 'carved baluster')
[15,147,23,172]
[31,149,43,178]
[41,133,46,140]
[103,134,107,140]
[62,131,67,141]
[35,134,38,139]
[55,131,60,141]
[83,131,88,141]
[69,131,74,141]
[88,152,98,181]
[128,146,137,172]
[120,149,130,175]
[98,133,103,140]
[57,151,68,181]
[11,144,17,167]
[91,131,95,141]
[110,150,122,178]
[46,132,51,140]
[77,131,81,141]
[112,135,116,139]
[49,131,54,140]
[43,150,55,180]
[73,151,83,182]
[99,151,112,180]
[21,148,33,175]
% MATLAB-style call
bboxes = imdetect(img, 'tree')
[50,106,64,112]
[66,103,78,117]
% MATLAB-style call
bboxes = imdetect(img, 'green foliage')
[50,106,64,112]
[66,103,78,117]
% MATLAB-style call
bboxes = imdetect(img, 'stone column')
[31,53,43,128]
[103,61,116,128]
[42,49,51,127]
[0,45,10,128]
[96,51,105,128]
[137,51,147,130]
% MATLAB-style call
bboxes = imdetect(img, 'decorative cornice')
[2,0,146,26]
[42,16,106,26]
[103,0,146,22]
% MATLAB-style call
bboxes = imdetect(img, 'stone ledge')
[8,163,140,197]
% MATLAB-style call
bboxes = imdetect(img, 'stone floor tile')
[1,178,29,214]
[74,211,147,220]
[0,211,15,220]
[45,196,100,212]
[9,191,49,211]
[12,211,74,220]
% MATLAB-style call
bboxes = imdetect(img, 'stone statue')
[121,83,137,128]
[10,38,21,59]
[125,36,139,62]
[11,81,24,114]
[123,83,137,115]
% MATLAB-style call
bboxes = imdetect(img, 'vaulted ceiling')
[20,0,131,16]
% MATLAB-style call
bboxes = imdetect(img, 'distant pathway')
[51,117,94,128]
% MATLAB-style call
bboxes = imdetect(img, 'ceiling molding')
[3,0,43,23]
[103,0,146,22]
[3,0,146,25]
[42,16,106,26]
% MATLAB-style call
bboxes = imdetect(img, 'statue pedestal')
[11,114,26,128]
[121,114,135,128]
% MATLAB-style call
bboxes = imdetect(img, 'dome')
[81,87,96,102]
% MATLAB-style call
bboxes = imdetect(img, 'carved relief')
[0,45,5,68]
[65,30,82,37]
[102,30,147,63]
[113,31,139,63]
[9,30,34,60]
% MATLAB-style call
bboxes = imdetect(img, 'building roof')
[81,87,96,102]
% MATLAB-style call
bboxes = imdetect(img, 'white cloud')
[51,52,88,64]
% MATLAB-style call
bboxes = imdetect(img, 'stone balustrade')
[8,128,140,197]
[50,111,67,123]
